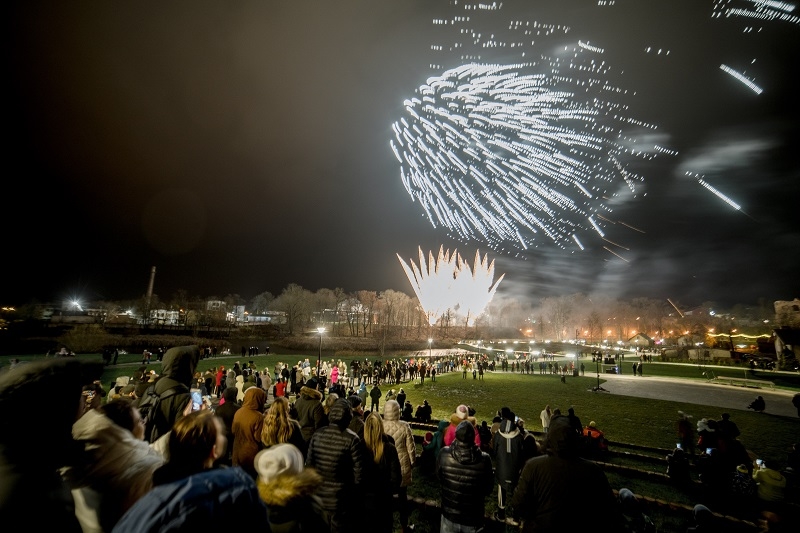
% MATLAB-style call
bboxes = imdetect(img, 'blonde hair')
[363,412,385,464]
[262,397,295,447]
[323,393,339,414]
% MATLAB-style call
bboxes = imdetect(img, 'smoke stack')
[146,266,156,309]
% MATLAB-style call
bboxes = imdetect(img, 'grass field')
[2,350,798,532]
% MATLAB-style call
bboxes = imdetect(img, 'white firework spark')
[397,246,504,327]
[391,61,655,254]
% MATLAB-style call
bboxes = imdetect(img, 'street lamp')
[428,338,432,359]
[316,327,325,386]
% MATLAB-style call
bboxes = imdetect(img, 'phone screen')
[191,391,202,411]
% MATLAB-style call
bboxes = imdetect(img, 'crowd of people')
[1,347,797,533]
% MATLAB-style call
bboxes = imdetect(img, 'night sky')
[6,1,799,309]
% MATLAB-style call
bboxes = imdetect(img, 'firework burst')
[397,245,504,326]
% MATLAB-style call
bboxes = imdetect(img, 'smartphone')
[706,447,713,455]
[756,459,763,467]
[191,390,203,411]
[676,443,682,449]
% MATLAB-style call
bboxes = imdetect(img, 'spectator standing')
[437,420,494,532]
[383,400,416,533]
[295,378,325,445]
[261,396,307,457]
[231,387,268,479]
[491,408,525,522]
[305,398,366,533]
[566,406,582,436]
[540,404,552,434]
[0,358,104,533]
[347,395,366,440]
[140,345,200,443]
[253,443,329,532]
[362,413,402,533]
[396,388,407,408]
[214,387,241,466]
[677,411,696,457]
[369,383,382,413]
[65,396,168,533]
[113,410,269,532]
[511,415,624,531]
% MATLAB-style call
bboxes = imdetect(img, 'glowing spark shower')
[397,246,504,327]
[390,0,799,261]
[390,61,657,255]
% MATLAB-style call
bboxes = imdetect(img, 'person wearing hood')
[232,386,268,479]
[491,407,524,522]
[420,418,450,476]
[0,358,104,533]
[357,381,368,407]
[437,420,494,532]
[510,415,623,532]
[254,443,328,533]
[305,397,365,533]
[295,378,325,444]
[140,345,200,443]
[753,459,787,503]
[383,399,416,533]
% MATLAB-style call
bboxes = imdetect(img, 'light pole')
[428,338,432,359]
[316,327,325,386]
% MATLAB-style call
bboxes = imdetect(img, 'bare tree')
[357,290,378,337]
[270,284,312,335]
[249,291,274,315]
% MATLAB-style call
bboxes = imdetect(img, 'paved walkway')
[595,371,799,417]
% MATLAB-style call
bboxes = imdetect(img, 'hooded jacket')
[305,398,365,522]
[294,385,325,443]
[382,399,415,486]
[510,416,623,532]
[492,417,525,491]
[437,421,494,527]
[232,387,268,479]
[147,346,200,442]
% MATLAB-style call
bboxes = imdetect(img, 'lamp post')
[428,338,432,359]
[316,327,325,386]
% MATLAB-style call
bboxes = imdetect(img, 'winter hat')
[348,395,362,409]
[455,404,469,420]
[255,443,304,484]
[589,421,597,428]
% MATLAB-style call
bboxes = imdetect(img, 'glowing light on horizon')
[397,245,505,327]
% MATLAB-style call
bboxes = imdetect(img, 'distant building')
[628,332,653,349]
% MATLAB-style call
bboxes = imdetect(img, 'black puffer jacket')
[304,398,365,520]
[437,420,494,527]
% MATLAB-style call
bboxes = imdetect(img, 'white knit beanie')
[254,443,304,484]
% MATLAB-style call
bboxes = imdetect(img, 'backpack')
[138,381,189,443]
